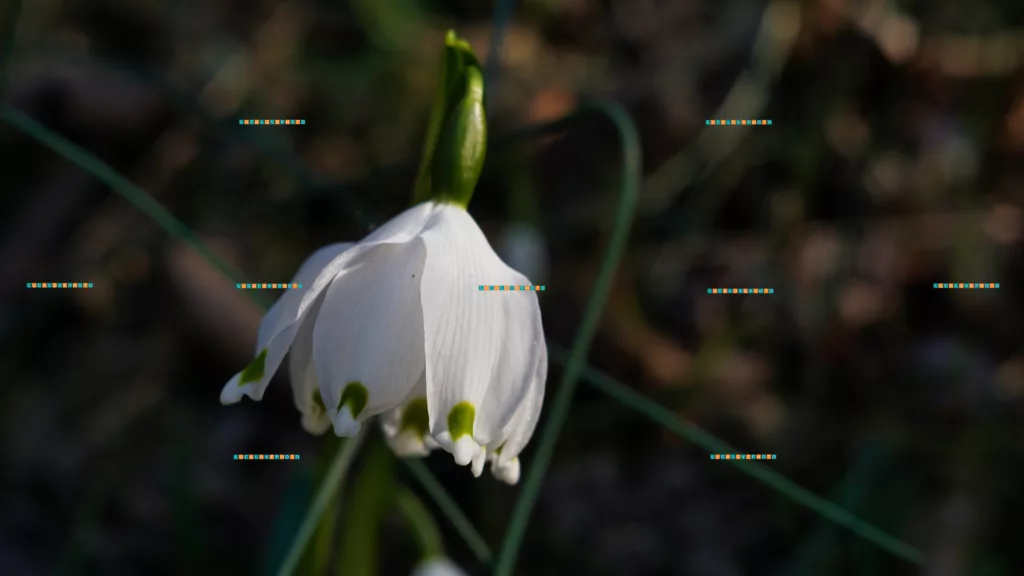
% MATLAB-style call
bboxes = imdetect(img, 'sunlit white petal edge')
[418,206,546,468]
[219,201,547,481]
[219,202,436,409]
[486,342,547,485]
[288,275,340,436]
[219,241,355,406]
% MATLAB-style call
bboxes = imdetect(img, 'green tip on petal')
[446,401,476,440]
[312,390,327,413]
[238,349,267,385]
[400,397,430,438]
[339,381,369,419]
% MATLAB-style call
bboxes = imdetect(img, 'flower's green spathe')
[430,65,486,209]
[413,30,486,209]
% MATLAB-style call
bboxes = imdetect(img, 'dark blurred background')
[3,0,1024,574]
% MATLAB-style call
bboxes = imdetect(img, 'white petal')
[432,431,479,466]
[381,374,434,457]
[289,293,331,435]
[489,456,520,485]
[386,429,432,457]
[418,205,546,456]
[294,202,439,325]
[491,343,547,467]
[219,242,353,405]
[412,557,469,576]
[470,447,487,478]
[313,240,428,436]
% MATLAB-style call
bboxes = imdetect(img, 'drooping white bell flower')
[220,201,547,482]
[411,557,469,576]
[220,29,546,484]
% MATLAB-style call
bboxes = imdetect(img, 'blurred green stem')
[403,458,493,564]
[275,430,366,576]
[335,433,396,576]
[0,106,273,310]
[494,101,641,576]
[554,343,926,566]
[307,435,343,575]
[783,442,886,575]
[395,487,445,560]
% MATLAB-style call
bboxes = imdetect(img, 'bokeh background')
[3,0,1024,574]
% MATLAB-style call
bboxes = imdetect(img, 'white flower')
[411,557,469,576]
[220,201,547,483]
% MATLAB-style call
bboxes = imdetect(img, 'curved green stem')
[275,430,367,576]
[403,458,493,564]
[553,343,926,566]
[0,106,275,310]
[395,487,444,560]
[493,101,642,576]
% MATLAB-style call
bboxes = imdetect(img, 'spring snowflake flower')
[411,557,469,576]
[221,30,543,483]
[220,201,547,484]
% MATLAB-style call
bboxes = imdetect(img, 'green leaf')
[335,433,397,576]
[309,435,343,576]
